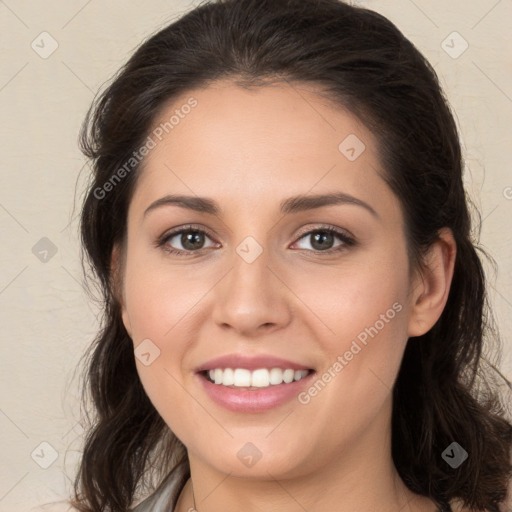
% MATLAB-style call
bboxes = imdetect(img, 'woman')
[69,0,512,511]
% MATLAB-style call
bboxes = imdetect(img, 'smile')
[203,367,312,388]
[196,368,316,413]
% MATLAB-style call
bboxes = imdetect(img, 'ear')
[407,227,457,337]
[111,243,132,338]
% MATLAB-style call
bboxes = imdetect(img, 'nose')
[211,243,293,337]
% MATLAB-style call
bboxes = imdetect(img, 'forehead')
[129,80,390,217]
[148,79,372,155]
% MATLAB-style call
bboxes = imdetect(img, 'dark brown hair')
[69,0,512,510]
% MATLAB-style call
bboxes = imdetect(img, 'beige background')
[0,0,511,510]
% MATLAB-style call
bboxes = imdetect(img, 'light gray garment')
[131,466,187,512]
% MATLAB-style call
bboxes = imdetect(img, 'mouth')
[195,366,317,413]
[199,367,315,389]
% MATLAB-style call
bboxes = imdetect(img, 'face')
[118,80,424,479]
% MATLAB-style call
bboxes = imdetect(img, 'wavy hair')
[69,0,512,510]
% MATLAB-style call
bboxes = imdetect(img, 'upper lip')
[195,354,315,372]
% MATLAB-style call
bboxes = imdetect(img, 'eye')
[292,226,355,253]
[156,224,355,256]
[157,224,218,255]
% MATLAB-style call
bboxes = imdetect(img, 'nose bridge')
[211,231,292,333]
[227,233,277,302]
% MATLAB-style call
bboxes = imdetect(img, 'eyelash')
[156,223,356,257]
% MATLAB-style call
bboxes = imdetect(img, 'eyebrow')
[143,192,378,219]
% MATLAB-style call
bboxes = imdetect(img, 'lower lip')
[196,371,316,413]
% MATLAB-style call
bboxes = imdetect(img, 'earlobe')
[407,228,457,338]
[110,243,132,337]
[121,308,132,338]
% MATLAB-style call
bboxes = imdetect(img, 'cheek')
[292,261,410,445]
[295,247,411,396]
[123,250,198,342]
[293,253,410,343]
[121,251,190,384]
[122,256,199,433]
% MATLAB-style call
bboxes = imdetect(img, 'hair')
[69,0,512,511]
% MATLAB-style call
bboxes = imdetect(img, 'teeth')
[206,368,310,388]
[251,368,269,387]
[221,368,234,385]
[234,368,252,387]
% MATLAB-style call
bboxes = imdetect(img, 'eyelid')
[156,223,218,249]
[293,223,354,241]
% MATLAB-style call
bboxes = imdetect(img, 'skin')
[115,80,457,512]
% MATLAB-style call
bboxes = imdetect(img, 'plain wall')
[0,0,510,510]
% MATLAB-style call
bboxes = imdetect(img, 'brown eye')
[293,227,355,253]
[158,225,217,255]
[157,224,355,256]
